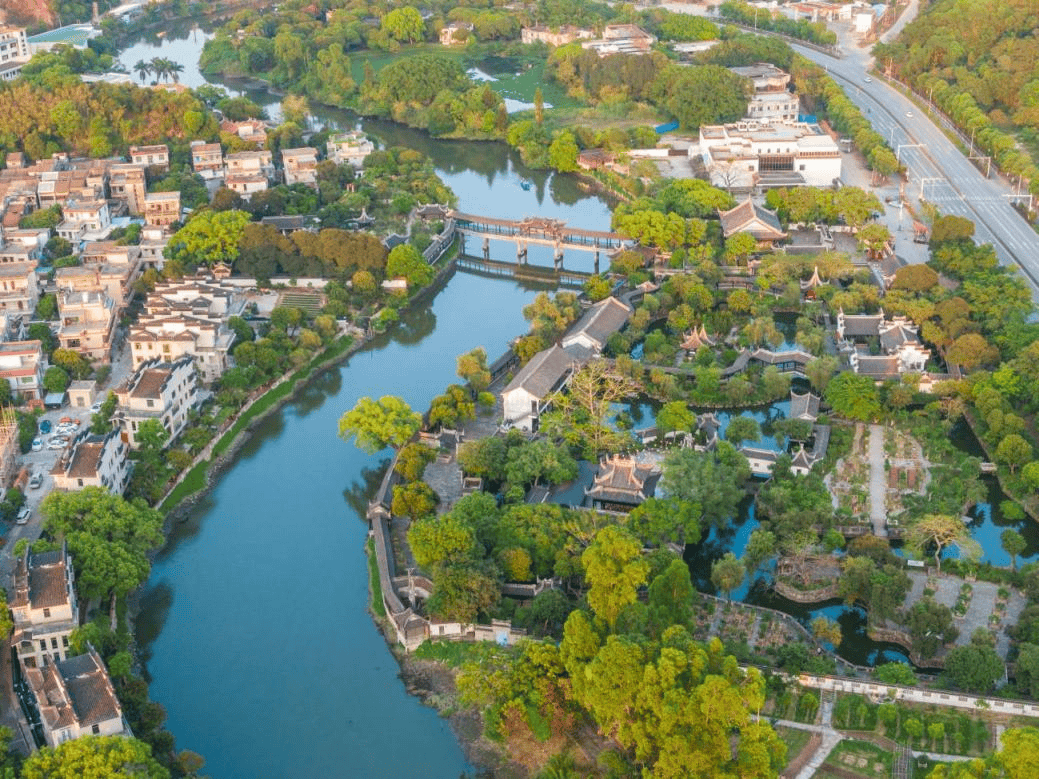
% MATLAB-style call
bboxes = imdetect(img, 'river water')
[123,26,613,779]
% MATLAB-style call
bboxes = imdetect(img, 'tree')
[907,514,981,572]
[427,564,500,622]
[166,209,250,268]
[711,552,744,601]
[930,214,975,244]
[582,526,649,629]
[50,348,90,379]
[132,59,152,83]
[338,396,421,453]
[811,616,842,646]
[626,497,701,547]
[725,415,760,446]
[944,643,1004,693]
[395,442,436,482]
[891,263,939,292]
[656,64,751,130]
[743,528,777,573]
[548,131,578,172]
[647,558,696,634]
[825,371,882,421]
[857,223,893,259]
[947,333,998,371]
[662,445,750,529]
[40,488,164,604]
[905,598,958,658]
[21,735,168,779]
[408,513,475,570]
[385,243,433,287]
[391,481,438,521]
[382,7,425,43]
[505,440,578,489]
[541,360,638,459]
[997,434,1032,474]
[1002,529,1027,571]
[874,662,917,686]
[456,347,491,393]
[43,366,69,394]
[656,401,695,436]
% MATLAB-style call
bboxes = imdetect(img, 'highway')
[791,40,1039,296]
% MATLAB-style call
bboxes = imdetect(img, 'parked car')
[16,506,30,525]
[31,438,42,452]
[39,420,51,434]
[28,472,42,490]
[47,438,68,450]
[90,401,103,414]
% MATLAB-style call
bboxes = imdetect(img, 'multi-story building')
[0,339,45,401]
[731,63,799,123]
[190,140,224,177]
[55,198,112,244]
[326,131,374,168]
[225,172,268,199]
[25,648,128,746]
[129,315,235,384]
[129,144,169,171]
[520,25,595,46]
[56,289,117,361]
[108,163,147,215]
[697,120,842,189]
[581,24,656,56]
[51,429,131,494]
[10,544,79,670]
[114,355,198,447]
[56,263,139,313]
[281,147,318,187]
[0,26,31,82]
[220,118,268,147]
[138,225,169,270]
[143,190,181,226]
[225,150,274,178]
[0,261,40,316]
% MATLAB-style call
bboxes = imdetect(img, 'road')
[792,26,1039,296]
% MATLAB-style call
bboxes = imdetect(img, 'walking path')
[868,424,888,537]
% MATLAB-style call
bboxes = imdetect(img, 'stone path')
[868,424,888,537]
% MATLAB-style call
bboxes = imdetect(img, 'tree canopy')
[338,395,422,453]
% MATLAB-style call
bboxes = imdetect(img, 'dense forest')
[874,0,1039,192]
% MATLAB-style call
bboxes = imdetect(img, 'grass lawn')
[413,638,504,667]
[365,537,386,618]
[158,458,208,514]
[818,740,893,779]
[776,726,812,762]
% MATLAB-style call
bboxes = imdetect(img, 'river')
[123,26,613,779]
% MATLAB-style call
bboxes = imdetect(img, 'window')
[51,638,58,649]
[92,724,100,735]
[43,608,50,618]
[146,399,154,408]
[62,636,68,647]
[39,640,46,651]
[77,479,83,487]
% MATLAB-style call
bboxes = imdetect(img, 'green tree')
[382,7,425,43]
[997,434,1033,474]
[505,440,578,489]
[540,360,638,459]
[40,488,164,604]
[385,243,434,287]
[427,564,500,622]
[166,209,250,267]
[548,131,579,172]
[725,415,760,447]
[456,347,491,393]
[655,64,751,130]
[408,512,475,570]
[907,514,981,572]
[811,616,842,646]
[394,442,436,482]
[647,558,696,634]
[21,735,168,779]
[744,528,778,574]
[874,662,917,686]
[582,526,649,629]
[626,497,701,547]
[1002,529,1027,571]
[391,481,438,521]
[711,551,744,600]
[824,371,882,421]
[43,366,69,394]
[661,444,750,529]
[944,643,1004,693]
[50,348,91,380]
[338,395,422,453]
[655,401,695,436]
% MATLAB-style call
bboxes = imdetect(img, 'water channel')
[115,25,1038,775]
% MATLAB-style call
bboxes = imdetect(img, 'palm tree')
[149,57,171,83]
[132,59,151,83]
[168,62,185,84]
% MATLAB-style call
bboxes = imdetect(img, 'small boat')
[519,179,532,191]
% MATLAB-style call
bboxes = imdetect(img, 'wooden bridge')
[450,210,631,274]
[455,253,593,289]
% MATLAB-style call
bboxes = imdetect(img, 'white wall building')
[51,430,132,495]
[114,355,198,447]
[697,120,841,189]
[10,545,79,670]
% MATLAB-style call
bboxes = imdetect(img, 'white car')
[47,438,69,450]
[16,506,30,525]
[90,401,104,414]
[31,437,42,452]
[28,472,43,490]
[864,76,872,83]
[906,110,914,118]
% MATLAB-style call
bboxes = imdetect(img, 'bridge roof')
[451,210,623,240]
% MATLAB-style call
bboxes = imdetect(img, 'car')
[31,437,42,452]
[16,506,30,525]
[47,438,68,450]
[38,419,51,434]
[906,110,914,118]
[90,401,103,414]
[864,76,872,83]
[28,472,42,490]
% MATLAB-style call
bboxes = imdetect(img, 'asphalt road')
[792,36,1039,297]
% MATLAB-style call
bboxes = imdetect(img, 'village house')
[501,345,583,433]
[129,144,169,171]
[0,261,40,316]
[25,648,128,747]
[56,198,112,245]
[190,140,224,178]
[581,24,657,56]
[67,379,96,411]
[584,454,660,511]
[0,339,46,401]
[138,225,170,271]
[225,172,269,199]
[56,263,139,313]
[145,277,245,318]
[51,429,131,494]
[730,62,791,92]
[129,315,235,384]
[80,240,141,268]
[0,26,30,74]
[837,309,931,379]
[281,147,319,187]
[730,63,799,123]
[113,355,198,447]
[56,289,117,362]
[520,24,595,46]
[10,544,79,670]
[36,169,103,208]
[698,120,842,190]
[327,131,374,168]
[439,20,473,44]
[220,118,268,147]
[143,191,181,227]
[718,198,787,246]
[108,163,147,215]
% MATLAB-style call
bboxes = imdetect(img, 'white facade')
[327,132,374,168]
[51,430,131,495]
[114,355,198,447]
[698,121,842,189]
[27,649,127,748]
[11,545,79,670]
